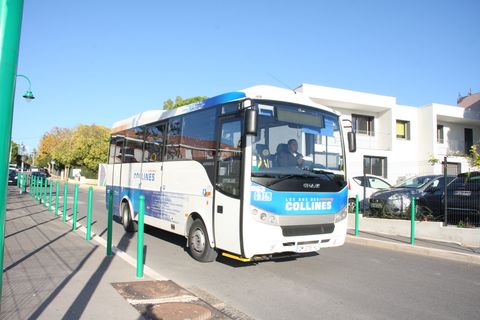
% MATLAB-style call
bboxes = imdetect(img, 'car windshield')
[395,176,435,189]
[251,102,344,177]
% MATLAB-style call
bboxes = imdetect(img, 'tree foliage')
[470,144,480,169]
[37,124,110,174]
[10,141,18,164]
[162,96,208,110]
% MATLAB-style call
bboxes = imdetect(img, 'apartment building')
[296,84,480,184]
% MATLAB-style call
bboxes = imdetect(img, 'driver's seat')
[273,143,288,167]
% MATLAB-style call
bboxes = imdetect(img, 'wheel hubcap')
[191,228,205,253]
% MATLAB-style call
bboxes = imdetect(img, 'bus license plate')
[296,243,320,253]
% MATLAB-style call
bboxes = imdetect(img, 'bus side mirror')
[347,131,356,153]
[245,109,258,136]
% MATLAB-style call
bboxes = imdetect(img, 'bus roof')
[111,85,336,133]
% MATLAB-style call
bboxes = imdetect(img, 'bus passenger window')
[124,127,144,163]
[166,119,182,160]
[144,124,165,162]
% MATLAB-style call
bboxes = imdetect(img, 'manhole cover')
[112,280,190,300]
[150,302,213,320]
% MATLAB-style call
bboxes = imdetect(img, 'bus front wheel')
[121,202,137,233]
[188,220,217,262]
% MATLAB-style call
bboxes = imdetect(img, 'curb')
[346,235,480,265]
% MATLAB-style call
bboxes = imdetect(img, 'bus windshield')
[251,102,345,180]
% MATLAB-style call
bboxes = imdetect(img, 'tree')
[70,124,110,173]
[10,141,18,164]
[37,127,73,169]
[470,144,480,169]
[37,124,110,177]
[162,96,208,110]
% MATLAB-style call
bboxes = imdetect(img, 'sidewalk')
[346,229,480,265]
[2,186,479,319]
[1,187,235,320]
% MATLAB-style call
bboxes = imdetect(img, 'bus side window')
[124,127,144,163]
[144,123,165,162]
[108,136,118,164]
[217,119,242,197]
[166,119,182,160]
[114,136,125,164]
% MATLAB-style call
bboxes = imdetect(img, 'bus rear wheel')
[188,220,217,262]
[121,202,137,233]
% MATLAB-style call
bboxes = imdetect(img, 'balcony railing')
[355,130,391,151]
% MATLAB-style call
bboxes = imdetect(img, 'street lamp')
[0,0,29,298]
[16,74,35,100]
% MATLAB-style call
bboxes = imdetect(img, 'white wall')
[299,84,480,184]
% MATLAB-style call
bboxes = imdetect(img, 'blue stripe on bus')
[106,186,187,223]
[200,91,246,109]
[251,182,348,215]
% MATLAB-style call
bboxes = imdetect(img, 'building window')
[396,120,410,140]
[363,156,387,178]
[465,128,473,154]
[352,114,374,136]
[437,125,444,144]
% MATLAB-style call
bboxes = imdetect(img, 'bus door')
[214,116,243,254]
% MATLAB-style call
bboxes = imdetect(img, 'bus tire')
[121,202,137,233]
[188,220,217,262]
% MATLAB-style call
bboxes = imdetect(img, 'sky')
[11,0,480,151]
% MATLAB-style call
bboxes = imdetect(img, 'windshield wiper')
[303,168,335,181]
[265,173,311,187]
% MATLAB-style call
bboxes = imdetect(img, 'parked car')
[26,171,49,186]
[8,169,17,185]
[348,175,391,212]
[369,175,455,218]
[444,172,480,226]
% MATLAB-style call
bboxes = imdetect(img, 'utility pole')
[0,0,25,297]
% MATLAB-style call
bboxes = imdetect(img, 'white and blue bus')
[105,85,356,262]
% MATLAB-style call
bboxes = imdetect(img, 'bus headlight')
[334,207,348,223]
[251,208,278,225]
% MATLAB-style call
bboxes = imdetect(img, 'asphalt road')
[49,184,480,320]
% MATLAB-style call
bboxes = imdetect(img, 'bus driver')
[278,139,304,167]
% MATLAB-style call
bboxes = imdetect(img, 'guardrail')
[16,178,146,277]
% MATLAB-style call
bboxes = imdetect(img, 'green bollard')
[48,180,53,212]
[18,173,22,194]
[43,179,48,207]
[30,176,37,199]
[411,197,416,245]
[38,178,41,200]
[22,174,27,193]
[55,181,60,216]
[86,186,93,240]
[355,194,359,236]
[137,195,145,278]
[63,183,68,222]
[107,190,113,256]
[30,175,33,196]
[35,177,38,198]
[38,177,43,204]
[72,184,79,230]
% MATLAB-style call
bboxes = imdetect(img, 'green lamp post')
[0,0,27,299]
